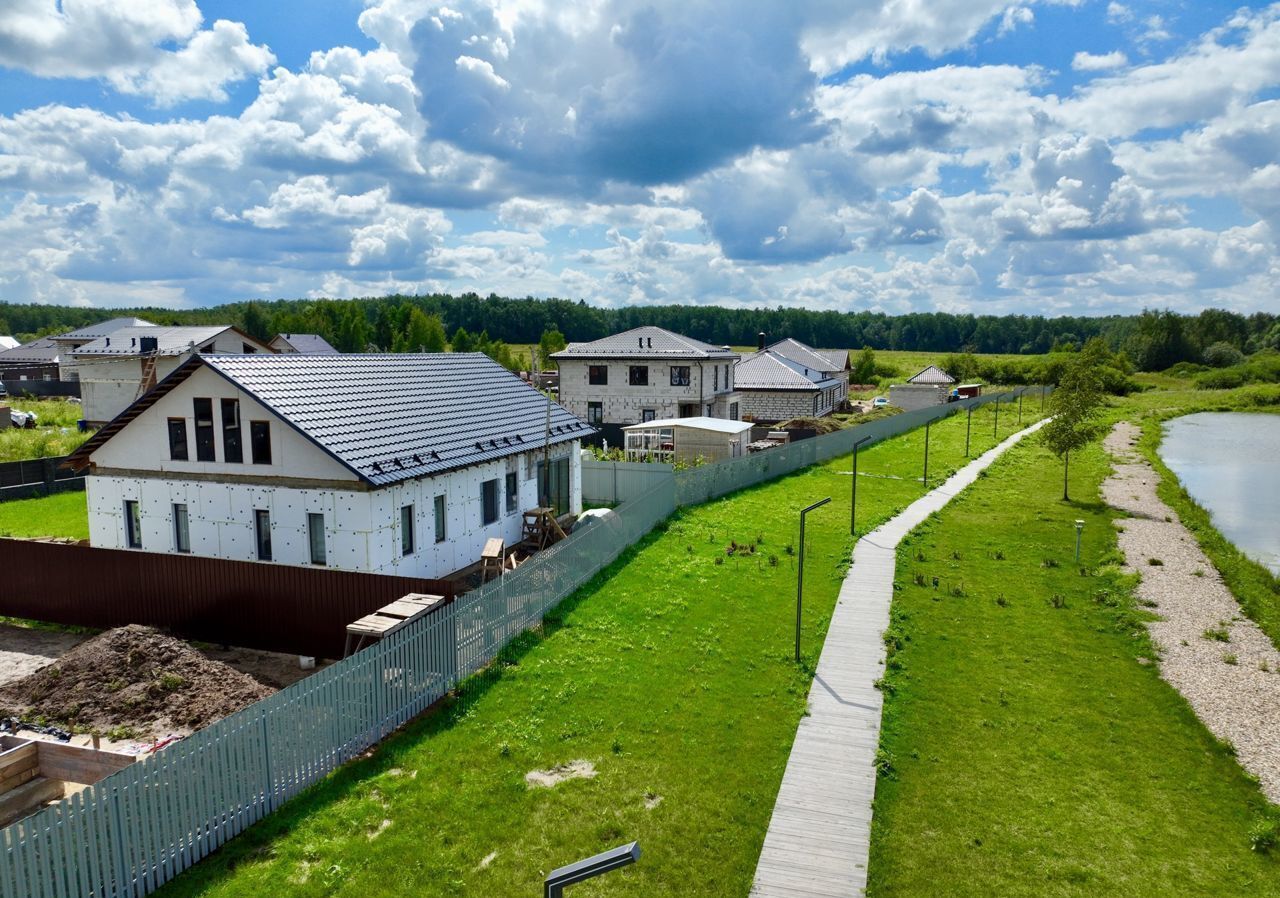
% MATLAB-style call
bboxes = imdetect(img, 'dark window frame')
[628,365,648,386]
[250,421,271,465]
[588,365,608,385]
[641,408,656,422]
[670,365,690,387]
[308,512,326,566]
[193,398,216,462]
[254,508,272,561]
[434,494,446,543]
[481,479,499,525]
[587,401,603,425]
[173,503,190,554]
[167,418,188,461]
[221,398,242,464]
[505,471,518,513]
[124,500,142,549]
[401,504,415,556]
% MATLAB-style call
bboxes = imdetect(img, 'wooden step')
[0,776,64,828]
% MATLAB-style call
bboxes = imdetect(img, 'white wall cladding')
[557,358,737,424]
[738,389,830,423]
[86,443,582,580]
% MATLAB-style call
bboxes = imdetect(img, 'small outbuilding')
[889,365,956,411]
[622,416,753,464]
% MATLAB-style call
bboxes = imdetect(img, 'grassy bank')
[0,490,88,540]
[0,398,93,462]
[868,431,1279,896]
[156,406,1041,897]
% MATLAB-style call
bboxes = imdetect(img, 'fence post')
[261,711,274,813]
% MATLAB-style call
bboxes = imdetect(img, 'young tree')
[537,327,567,370]
[450,326,475,353]
[403,309,447,352]
[851,346,877,384]
[1040,347,1106,501]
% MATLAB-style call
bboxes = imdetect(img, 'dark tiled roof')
[74,353,591,487]
[552,326,737,360]
[271,333,339,354]
[734,350,842,391]
[53,318,155,342]
[907,365,955,385]
[73,326,251,357]
[0,336,60,365]
[767,338,847,374]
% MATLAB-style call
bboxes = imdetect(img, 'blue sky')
[0,0,1277,316]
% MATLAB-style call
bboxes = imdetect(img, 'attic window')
[475,442,484,451]
[371,462,383,473]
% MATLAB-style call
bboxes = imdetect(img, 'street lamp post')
[797,497,832,663]
[965,405,973,457]
[850,436,871,537]
[1018,388,1024,425]
[922,418,932,485]
[993,394,1000,440]
[1074,519,1085,563]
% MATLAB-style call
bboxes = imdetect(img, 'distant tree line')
[1,293,1276,372]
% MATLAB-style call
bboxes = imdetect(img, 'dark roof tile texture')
[203,353,588,486]
[552,326,737,359]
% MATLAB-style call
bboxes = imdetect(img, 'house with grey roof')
[551,326,740,445]
[270,333,340,355]
[68,353,590,581]
[733,349,846,424]
[889,364,957,410]
[0,336,63,381]
[73,325,272,425]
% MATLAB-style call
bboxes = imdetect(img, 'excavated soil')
[0,624,272,739]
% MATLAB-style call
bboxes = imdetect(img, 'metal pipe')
[850,436,870,536]
[993,394,999,440]
[797,497,832,662]
[922,419,931,485]
[965,405,972,457]
[545,842,640,897]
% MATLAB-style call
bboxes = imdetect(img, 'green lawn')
[156,404,1042,897]
[0,490,88,540]
[0,398,93,462]
[868,427,1279,896]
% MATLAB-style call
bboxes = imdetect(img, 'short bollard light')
[545,842,640,897]
[1074,519,1085,562]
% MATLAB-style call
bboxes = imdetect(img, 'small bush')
[1049,593,1067,609]
[1041,558,1059,569]
[1223,653,1239,666]
[1203,625,1230,643]
[1148,558,1164,566]
[1249,818,1278,853]
[912,572,926,586]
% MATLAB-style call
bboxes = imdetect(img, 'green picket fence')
[0,388,1044,897]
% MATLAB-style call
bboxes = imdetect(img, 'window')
[670,365,690,386]
[124,500,142,549]
[587,401,603,425]
[481,479,499,525]
[193,398,215,462]
[724,364,730,389]
[434,494,446,543]
[506,471,518,513]
[254,509,272,561]
[173,504,190,553]
[813,395,820,414]
[714,366,719,390]
[537,456,571,516]
[167,418,188,461]
[308,513,326,566]
[588,365,608,385]
[628,365,648,386]
[642,408,656,422]
[221,398,242,463]
[242,343,257,354]
[401,504,415,556]
[729,401,739,421]
[250,421,271,464]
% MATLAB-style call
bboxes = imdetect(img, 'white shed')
[622,416,753,465]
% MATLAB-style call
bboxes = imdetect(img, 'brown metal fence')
[0,539,453,658]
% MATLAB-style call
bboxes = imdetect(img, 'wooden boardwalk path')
[750,418,1050,897]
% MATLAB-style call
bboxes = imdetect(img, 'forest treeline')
[1,293,1276,372]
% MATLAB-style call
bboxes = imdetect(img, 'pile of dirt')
[0,625,273,737]
[776,416,846,435]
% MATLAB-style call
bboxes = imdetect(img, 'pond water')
[1159,412,1280,576]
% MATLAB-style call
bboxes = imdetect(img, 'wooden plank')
[0,778,63,830]
[33,741,134,785]
[0,745,37,779]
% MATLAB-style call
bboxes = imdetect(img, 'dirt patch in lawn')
[0,624,272,739]
[524,759,597,788]
[0,623,87,688]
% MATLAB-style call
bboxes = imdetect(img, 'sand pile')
[0,624,273,737]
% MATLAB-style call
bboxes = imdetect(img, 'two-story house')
[67,353,591,581]
[551,326,740,445]
[734,337,850,424]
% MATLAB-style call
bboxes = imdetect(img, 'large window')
[587,401,603,425]
[167,418,188,461]
[173,503,190,553]
[628,365,648,386]
[537,457,571,516]
[588,365,608,385]
[729,401,740,421]
[713,366,719,391]
[124,500,142,549]
[481,479,499,525]
[193,398,215,462]
[250,421,271,464]
[221,398,242,463]
[506,471,518,513]
[254,509,272,561]
[308,513,326,566]
[641,408,656,422]
[434,494,446,543]
[401,504,415,556]
[670,365,690,386]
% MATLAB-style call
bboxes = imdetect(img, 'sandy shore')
[1102,421,1280,803]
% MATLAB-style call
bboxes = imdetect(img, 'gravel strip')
[1102,421,1280,803]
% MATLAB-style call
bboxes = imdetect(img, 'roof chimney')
[131,337,136,347]
[638,336,643,348]
[758,332,766,351]
[105,337,110,347]
[647,337,652,348]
